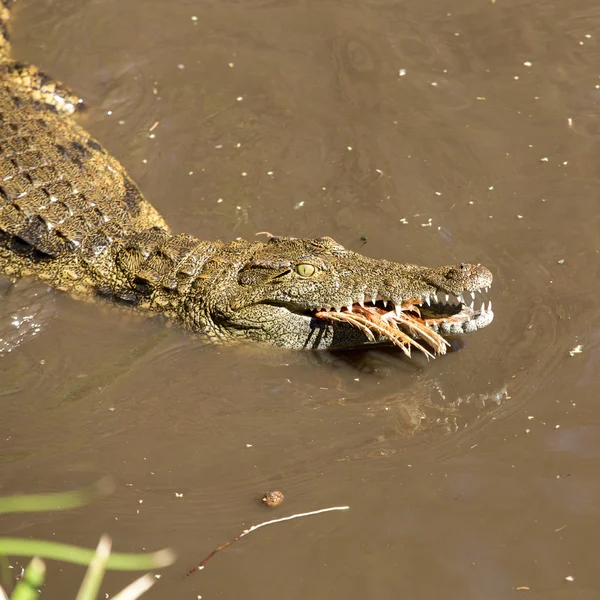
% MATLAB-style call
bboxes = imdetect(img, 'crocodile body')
[0,2,494,351]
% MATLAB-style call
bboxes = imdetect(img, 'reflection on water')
[2,0,600,598]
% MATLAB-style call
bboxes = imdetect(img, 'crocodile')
[0,1,494,352]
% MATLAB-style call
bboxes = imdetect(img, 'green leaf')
[75,536,111,600]
[0,539,174,571]
[0,479,114,515]
[10,557,45,600]
[109,574,155,600]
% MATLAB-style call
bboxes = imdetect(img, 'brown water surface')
[2,0,600,598]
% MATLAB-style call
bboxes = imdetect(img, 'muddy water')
[1,0,600,598]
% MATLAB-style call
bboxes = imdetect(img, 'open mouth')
[313,287,493,358]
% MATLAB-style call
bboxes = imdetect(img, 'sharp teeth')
[480,301,486,314]
[445,294,449,303]
[347,304,353,312]
[488,300,492,311]
[425,296,430,306]
[469,300,474,309]
[395,305,402,317]
[457,294,464,304]
[485,287,489,293]
[471,291,475,300]
[433,293,438,303]
[382,299,388,308]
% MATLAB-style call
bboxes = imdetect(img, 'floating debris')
[569,345,583,356]
[262,491,284,508]
[185,505,349,576]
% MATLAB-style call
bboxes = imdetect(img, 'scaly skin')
[0,2,494,351]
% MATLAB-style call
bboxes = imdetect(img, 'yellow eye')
[295,263,316,277]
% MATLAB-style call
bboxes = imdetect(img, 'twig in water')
[185,505,350,576]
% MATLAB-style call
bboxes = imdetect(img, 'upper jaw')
[302,262,493,321]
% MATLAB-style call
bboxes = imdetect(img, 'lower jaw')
[420,304,495,335]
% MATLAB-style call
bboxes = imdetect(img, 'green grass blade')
[0,479,114,515]
[109,574,155,600]
[0,539,174,571]
[75,536,111,600]
[0,555,10,590]
[10,557,45,600]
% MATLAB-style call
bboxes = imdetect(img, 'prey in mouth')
[314,283,493,358]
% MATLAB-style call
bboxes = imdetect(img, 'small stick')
[185,505,349,577]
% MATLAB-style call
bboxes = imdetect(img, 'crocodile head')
[197,235,493,351]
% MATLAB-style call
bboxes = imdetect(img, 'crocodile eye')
[295,263,316,277]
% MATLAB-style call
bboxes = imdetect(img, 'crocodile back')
[0,75,170,283]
